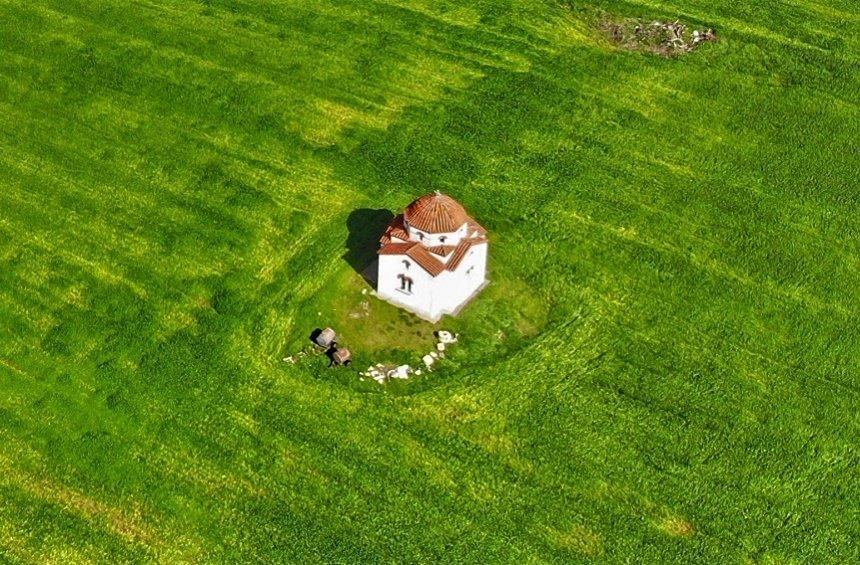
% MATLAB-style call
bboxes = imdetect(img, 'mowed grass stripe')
[11,0,504,147]
[0,0,857,561]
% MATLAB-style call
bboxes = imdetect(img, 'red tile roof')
[379,237,486,277]
[467,219,487,237]
[378,238,446,276]
[377,199,487,277]
[446,239,474,271]
[378,241,416,255]
[404,192,470,234]
[379,214,409,245]
[390,227,409,240]
[426,245,456,257]
[405,245,446,276]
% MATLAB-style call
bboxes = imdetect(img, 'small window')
[402,260,410,269]
[418,232,425,241]
[439,236,447,243]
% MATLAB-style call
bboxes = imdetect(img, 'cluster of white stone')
[359,330,459,384]
[361,363,414,383]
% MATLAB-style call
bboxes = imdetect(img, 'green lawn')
[0,0,858,561]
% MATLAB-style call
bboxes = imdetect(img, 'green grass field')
[1,0,858,561]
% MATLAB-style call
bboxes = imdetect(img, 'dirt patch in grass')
[601,16,716,57]
[545,524,604,556]
[659,516,696,537]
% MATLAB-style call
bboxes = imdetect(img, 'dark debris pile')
[602,17,716,57]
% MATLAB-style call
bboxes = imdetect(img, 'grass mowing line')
[0,0,856,560]
[35,0,493,147]
[0,359,28,377]
[788,0,860,23]
[6,227,149,299]
[553,204,850,316]
[620,0,843,52]
[0,437,166,557]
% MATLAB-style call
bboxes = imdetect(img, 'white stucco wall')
[438,242,487,313]
[376,241,488,322]
[404,221,468,247]
[377,254,435,317]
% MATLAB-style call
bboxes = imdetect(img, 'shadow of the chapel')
[344,208,394,283]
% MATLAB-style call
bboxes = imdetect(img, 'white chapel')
[376,192,488,322]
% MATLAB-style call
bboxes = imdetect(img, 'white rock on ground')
[437,331,457,344]
[361,325,467,382]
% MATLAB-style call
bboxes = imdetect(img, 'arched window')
[417,232,425,241]
[402,260,411,269]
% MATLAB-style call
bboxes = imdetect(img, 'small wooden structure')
[331,347,351,366]
[314,327,336,348]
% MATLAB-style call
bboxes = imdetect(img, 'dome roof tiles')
[404,192,470,234]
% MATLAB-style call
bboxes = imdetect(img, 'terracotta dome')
[404,192,470,234]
